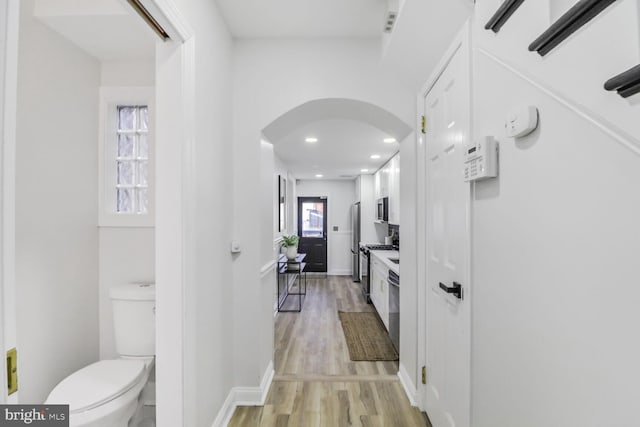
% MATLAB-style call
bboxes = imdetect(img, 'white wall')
[98,228,154,359]
[15,0,100,403]
[296,179,356,275]
[232,38,414,389]
[468,1,640,426]
[101,60,155,87]
[98,60,155,360]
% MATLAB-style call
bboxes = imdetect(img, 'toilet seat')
[47,360,145,413]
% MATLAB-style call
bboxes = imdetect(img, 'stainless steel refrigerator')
[351,202,361,281]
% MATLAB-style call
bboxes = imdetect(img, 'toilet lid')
[47,360,145,413]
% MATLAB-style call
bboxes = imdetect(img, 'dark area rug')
[338,311,399,361]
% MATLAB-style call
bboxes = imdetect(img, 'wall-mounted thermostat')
[464,136,498,182]
[505,106,539,138]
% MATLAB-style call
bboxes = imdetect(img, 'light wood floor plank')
[229,276,431,427]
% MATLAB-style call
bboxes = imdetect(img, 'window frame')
[99,87,155,227]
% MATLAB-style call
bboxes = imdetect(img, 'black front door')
[297,197,328,272]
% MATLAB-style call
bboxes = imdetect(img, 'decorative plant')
[281,235,299,248]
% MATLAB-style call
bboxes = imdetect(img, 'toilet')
[46,283,156,427]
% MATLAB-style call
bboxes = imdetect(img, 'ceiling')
[273,119,400,180]
[265,99,412,180]
[34,0,156,62]
[216,0,388,39]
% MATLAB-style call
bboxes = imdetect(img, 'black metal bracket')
[439,282,463,300]
[485,0,525,33]
[529,0,618,56]
[604,65,640,98]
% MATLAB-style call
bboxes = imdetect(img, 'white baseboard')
[211,361,274,427]
[328,269,351,276]
[398,362,418,407]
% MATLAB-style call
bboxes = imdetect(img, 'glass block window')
[116,105,149,214]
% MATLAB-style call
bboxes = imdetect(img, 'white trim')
[477,47,640,156]
[153,0,195,422]
[328,269,351,276]
[0,0,19,404]
[398,363,419,407]
[211,361,275,427]
[260,260,276,278]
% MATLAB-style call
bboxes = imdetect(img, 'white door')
[422,31,471,427]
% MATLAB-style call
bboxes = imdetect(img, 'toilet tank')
[109,283,155,357]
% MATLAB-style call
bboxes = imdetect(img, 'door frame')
[415,20,473,419]
[0,0,20,404]
[145,1,194,426]
[296,196,329,273]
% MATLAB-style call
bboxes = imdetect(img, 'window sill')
[99,213,155,228]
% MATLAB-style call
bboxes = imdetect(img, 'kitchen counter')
[370,250,399,275]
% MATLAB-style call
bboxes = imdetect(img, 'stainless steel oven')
[359,244,395,303]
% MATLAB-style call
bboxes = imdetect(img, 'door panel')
[297,197,327,272]
[423,35,471,427]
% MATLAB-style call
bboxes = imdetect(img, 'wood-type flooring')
[228,275,431,427]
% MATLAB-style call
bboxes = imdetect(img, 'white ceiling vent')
[383,0,400,33]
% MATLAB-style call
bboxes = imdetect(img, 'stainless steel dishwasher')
[388,269,399,352]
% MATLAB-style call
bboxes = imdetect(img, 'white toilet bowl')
[45,357,154,427]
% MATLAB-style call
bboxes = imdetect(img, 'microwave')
[376,197,388,222]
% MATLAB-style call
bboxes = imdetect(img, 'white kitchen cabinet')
[388,153,400,225]
[370,253,389,330]
[381,163,390,198]
[374,165,390,200]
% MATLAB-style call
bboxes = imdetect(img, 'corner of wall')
[210,360,274,427]
[398,362,419,407]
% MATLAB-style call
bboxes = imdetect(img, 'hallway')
[229,276,430,426]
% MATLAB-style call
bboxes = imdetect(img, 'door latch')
[439,282,463,300]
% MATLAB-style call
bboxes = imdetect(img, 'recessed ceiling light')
[383,138,396,143]
[305,137,318,143]
[361,168,369,173]
[370,154,381,159]
[315,174,323,178]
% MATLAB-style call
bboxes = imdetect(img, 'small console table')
[277,253,307,312]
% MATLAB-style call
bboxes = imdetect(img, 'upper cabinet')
[375,162,390,199]
[389,153,400,225]
[374,153,400,224]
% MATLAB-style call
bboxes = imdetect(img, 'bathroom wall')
[15,0,100,403]
[98,60,155,359]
